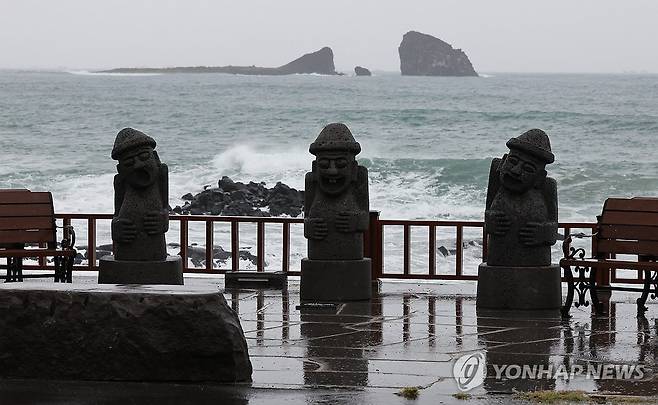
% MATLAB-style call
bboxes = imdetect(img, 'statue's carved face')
[499,149,545,193]
[315,151,355,196]
[117,146,159,189]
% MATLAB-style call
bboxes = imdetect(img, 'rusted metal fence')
[11,212,620,282]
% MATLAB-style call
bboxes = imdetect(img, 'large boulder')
[0,284,252,382]
[399,31,478,76]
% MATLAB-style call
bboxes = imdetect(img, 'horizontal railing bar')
[54,213,304,224]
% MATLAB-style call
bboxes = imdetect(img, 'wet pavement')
[3,274,658,404]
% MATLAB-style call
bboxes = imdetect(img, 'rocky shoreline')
[172,176,304,218]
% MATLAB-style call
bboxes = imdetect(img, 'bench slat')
[599,224,658,241]
[0,204,54,217]
[561,258,658,271]
[0,248,76,257]
[0,191,52,204]
[0,229,55,244]
[598,239,658,256]
[0,216,54,231]
[604,198,658,213]
[600,211,658,226]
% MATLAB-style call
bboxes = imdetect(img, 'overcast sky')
[1,0,657,73]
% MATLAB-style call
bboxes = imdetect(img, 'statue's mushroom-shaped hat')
[111,128,157,160]
[310,123,361,155]
[506,128,554,164]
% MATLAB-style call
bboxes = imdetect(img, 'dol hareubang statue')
[111,128,168,261]
[477,129,561,310]
[99,128,183,285]
[300,123,372,301]
[485,129,558,266]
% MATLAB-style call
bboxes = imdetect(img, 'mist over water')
[1,70,657,223]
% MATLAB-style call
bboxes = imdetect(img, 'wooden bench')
[0,190,76,282]
[561,197,658,317]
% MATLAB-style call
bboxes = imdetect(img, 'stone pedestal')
[301,258,371,302]
[476,263,561,310]
[0,283,252,382]
[98,255,183,285]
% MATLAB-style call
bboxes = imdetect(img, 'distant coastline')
[99,47,339,76]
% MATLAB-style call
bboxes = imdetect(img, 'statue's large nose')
[327,161,338,175]
[133,159,145,169]
[510,163,522,175]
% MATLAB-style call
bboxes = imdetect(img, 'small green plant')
[452,392,471,400]
[395,386,420,399]
[515,390,588,403]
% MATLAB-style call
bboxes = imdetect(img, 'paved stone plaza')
[2,273,657,404]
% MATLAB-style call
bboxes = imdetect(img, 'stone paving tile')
[222,283,658,399]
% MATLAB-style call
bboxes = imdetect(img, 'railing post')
[88,217,96,270]
[429,225,436,276]
[179,219,188,271]
[455,225,463,277]
[231,221,240,272]
[403,224,411,275]
[367,211,383,282]
[205,220,214,271]
[282,222,290,273]
[256,221,265,272]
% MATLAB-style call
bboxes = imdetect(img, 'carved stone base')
[477,263,561,310]
[301,258,371,302]
[98,255,183,285]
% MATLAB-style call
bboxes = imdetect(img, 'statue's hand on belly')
[519,221,556,246]
[485,210,511,236]
[112,217,137,243]
[335,211,359,233]
[144,210,168,235]
[304,218,328,240]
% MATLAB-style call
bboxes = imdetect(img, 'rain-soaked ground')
[2,273,658,404]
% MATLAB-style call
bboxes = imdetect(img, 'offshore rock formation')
[101,47,339,76]
[173,176,304,217]
[399,31,478,76]
[354,66,372,76]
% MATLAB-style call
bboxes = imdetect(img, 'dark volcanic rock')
[399,31,477,76]
[354,66,372,76]
[176,176,303,217]
[100,47,338,76]
[0,284,252,382]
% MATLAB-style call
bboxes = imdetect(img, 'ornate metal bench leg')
[5,258,13,282]
[66,256,73,283]
[561,264,574,318]
[637,269,653,315]
[589,266,603,314]
[17,257,23,282]
[54,256,61,282]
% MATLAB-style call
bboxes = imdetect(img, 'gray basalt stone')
[99,128,182,285]
[0,284,252,382]
[301,123,371,301]
[477,129,561,310]
[399,31,478,77]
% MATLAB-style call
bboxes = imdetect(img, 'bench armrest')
[561,232,597,261]
[57,225,76,249]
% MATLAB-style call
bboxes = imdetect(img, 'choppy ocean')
[1,70,657,272]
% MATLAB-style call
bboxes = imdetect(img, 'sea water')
[1,71,657,273]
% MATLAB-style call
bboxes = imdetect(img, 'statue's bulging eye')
[507,157,519,165]
[123,158,135,167]
[335,159,348,168]
[318,159,330,169]
[523,163,536,173]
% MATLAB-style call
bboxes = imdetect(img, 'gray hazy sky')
[1,0,657,73]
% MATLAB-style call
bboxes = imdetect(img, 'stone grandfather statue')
[111,128,169,261]
[99,128,183,284]
[484,128,558,266]
[477,129,560,310]
[300,123,371,301]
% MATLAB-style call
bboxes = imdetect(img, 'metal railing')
[11,212,612,282]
